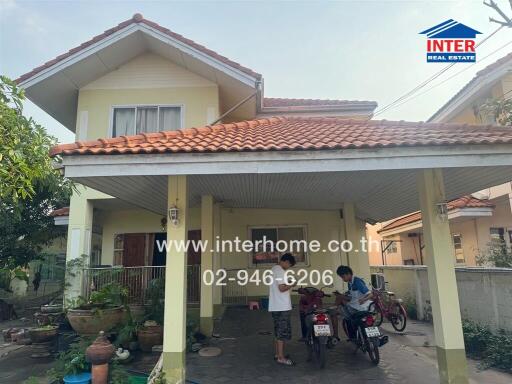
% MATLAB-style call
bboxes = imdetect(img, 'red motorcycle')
[295,286,338,369]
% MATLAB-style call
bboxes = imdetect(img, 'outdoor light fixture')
[436,202,449,221]
[168,205,179,226]
[161,217,167,231]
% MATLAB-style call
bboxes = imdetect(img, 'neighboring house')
[368,51,512,267]
[16,14,512,382]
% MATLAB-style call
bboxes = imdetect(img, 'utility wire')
[376,39,512,115]
[372,25,505,118]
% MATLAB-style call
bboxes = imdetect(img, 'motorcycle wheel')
[306,335,313,362]
[369,302,384,327]
[390,303,407,332]
[366,337,380,365]
[313,338,327,369]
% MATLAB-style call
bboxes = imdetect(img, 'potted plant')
[66,283,127,335]
[28,325,58,343]
[137,320,163,352]
[48,338,92,384]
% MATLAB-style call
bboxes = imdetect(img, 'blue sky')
[1,0,511,143]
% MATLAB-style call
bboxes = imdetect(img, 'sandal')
[276,358,295,366]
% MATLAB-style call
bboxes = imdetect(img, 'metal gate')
[222,269,248,305]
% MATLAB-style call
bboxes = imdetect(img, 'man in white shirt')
[268,253,296,366]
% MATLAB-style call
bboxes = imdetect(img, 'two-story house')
[16,14,512,383]
[369,52,512,267]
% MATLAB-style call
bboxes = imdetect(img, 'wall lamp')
[436,202,449,222]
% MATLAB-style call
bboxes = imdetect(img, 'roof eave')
[429,60,512,123]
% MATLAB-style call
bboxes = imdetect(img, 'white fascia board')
[18,24,259,90]
[430,66,512,123]
[449,207,494,218]
[54,216,70,226]
[379,221,422,237]
[379,206,494,237]
[138,24,258,88]
[61,144,512,178]
[18,24,140,89]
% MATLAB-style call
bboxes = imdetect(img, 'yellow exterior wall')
[76,53,219,141]
[218,207,343,297]
[99,207,200,265]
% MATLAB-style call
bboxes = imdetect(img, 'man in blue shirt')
[336,265,373,338]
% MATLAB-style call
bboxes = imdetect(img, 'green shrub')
[462,319,512,370]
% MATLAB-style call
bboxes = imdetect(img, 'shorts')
[271,310,292,341]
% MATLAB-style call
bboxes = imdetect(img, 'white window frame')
[247,224,309,267]
[452,233,465,264]
[108,104,185,138]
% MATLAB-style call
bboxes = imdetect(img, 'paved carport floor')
[187,307,441,384]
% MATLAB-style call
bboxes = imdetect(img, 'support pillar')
[343,202,371,283]
[417,169,468,384]
[200,195,214,336]
[64,186,93,304]
[163,175,188,383]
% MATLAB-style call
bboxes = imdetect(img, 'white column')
[343,202,371,283]
[64,186,93,303]
[162,175,188,383]
[417,169,468,384]
[200,195,214,336]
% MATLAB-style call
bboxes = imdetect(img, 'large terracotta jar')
[67,306,124,335]
[137,322,163,352]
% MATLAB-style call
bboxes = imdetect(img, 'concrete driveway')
[187,306,511,384]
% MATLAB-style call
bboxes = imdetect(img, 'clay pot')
[67,306,124,335]
[137,324,163,352]
[86,331,115,365]
[28,326,58,343]
[127,304,147,323]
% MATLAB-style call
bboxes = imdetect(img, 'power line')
[372,25,504,118]
[376,39,512,115]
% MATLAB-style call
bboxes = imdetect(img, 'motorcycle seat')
[349,311,371,320]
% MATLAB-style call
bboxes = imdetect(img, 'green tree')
[0,75,71,270]
[476,239,512,268]
[480,97,512,126]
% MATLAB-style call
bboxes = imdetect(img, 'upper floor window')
[112,105,182,137]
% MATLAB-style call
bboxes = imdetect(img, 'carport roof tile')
[50,116,512,157]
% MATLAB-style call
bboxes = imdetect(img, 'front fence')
[82,265,201,304]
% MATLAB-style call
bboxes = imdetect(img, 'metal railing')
[222,269,248,305]
[82,265,201,304]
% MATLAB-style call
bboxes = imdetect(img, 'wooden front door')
[123,233,146,267]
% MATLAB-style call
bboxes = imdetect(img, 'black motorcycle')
[341,308,388,365]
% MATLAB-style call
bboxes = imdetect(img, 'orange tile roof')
[50,207,70,217]
[50,116,512,157]
[16,13,261,84]
[263,98,376,108]
[379,196,494,232]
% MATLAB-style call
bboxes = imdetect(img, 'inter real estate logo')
[420,19,482,63]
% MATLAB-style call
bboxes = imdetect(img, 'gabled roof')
[50,116,512,157]
[379,196,494,233]
[429,51,512,122]
[16,13,262,130]
[16,13,261,85]
[419,19,481,39]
